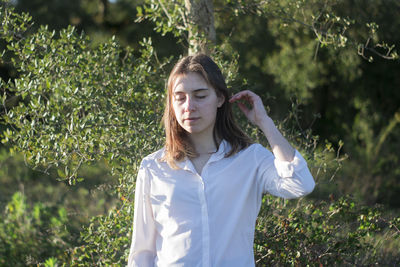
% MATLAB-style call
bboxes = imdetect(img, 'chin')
[180,124,205,134]
[179,121,215,136]
[182,126,199,134]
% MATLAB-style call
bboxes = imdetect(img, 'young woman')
[128,54,315,267]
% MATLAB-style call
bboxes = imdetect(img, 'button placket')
[196,168,210,267]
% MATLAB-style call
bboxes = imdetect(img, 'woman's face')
[172,72,224,137]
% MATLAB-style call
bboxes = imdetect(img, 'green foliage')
[44,257,59,267]
[220,0,398,60]
[136,1,186,39]
[66,205,131,266]
[254,195,400,266]
[1,4,169,187]
[0,192,71,266]
[0,146,120,266]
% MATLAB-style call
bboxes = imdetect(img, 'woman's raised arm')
[229,90,295,162]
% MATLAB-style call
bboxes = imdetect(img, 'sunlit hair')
[162,54,252,168]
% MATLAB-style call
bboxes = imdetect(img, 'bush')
[254,195,400,266]
[0,192,71,266]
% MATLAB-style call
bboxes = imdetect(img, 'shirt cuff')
[274,150,307,178]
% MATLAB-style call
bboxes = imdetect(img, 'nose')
[183,96,196,111]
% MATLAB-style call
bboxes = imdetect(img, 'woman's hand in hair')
[229,90,270,128]
[230,90,295,161]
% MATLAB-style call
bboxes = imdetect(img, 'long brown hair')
[163,54,252,167]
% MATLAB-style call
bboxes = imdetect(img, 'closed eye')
[174,95,185,101]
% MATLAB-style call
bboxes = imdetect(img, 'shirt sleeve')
[256,145,315,199]
[128,161,157,267]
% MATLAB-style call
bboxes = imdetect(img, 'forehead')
[172,72,212,93]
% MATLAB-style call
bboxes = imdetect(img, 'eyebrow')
[173,88,209,94]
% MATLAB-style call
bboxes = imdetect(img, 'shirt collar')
[208,139,230,163]
[173,139,230,173]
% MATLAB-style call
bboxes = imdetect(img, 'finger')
[229,90,257,103]
[230,90,250,100]
[230,93,251,103]
[235,96,256,108]
[229,91,248,101]
[237,102,250,116]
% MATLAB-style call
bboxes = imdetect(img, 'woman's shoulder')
[140,147,166,167]
[240,142,273,158]
[242,142,269,152]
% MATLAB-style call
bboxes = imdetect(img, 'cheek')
[202,100,219,114]
[172,103,182,120]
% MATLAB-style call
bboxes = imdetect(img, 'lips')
[184,117,200,122]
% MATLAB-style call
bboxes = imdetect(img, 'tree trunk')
[184,0,216,55]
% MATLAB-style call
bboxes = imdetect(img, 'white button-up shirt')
[128,140,315,267]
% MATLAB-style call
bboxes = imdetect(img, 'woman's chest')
[148,161,259,209]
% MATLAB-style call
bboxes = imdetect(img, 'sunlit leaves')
[1,6,170,187]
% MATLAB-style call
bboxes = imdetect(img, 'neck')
[188,131,220,155]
